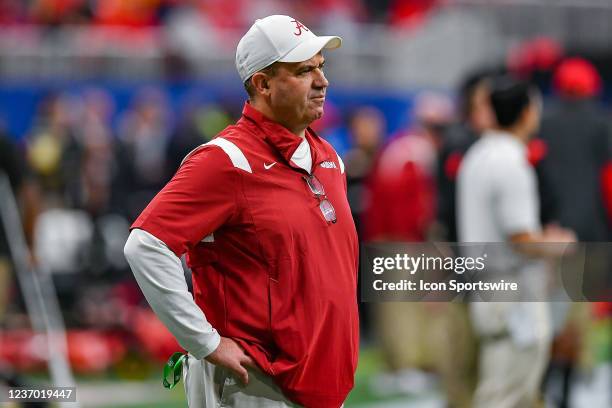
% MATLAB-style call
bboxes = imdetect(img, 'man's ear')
[251,72,271,97]
[519,104,532,124]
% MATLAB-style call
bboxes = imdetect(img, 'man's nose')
[313,68,329,88]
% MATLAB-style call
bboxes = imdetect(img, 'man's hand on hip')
[205,337,256,385]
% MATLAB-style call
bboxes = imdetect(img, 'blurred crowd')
[0,37,611,407]
[0,86,240,384]
[356,56,612,407]
[0,0,442,28]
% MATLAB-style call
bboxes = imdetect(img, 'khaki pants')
[473,338,549,408]
[183,355,300,408]
[376,302,477,408]
[471,302,551,408]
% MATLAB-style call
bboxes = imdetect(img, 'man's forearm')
[509,229,575,258]
[124,228,220,359]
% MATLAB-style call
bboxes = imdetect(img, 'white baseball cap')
[236,15,342,83]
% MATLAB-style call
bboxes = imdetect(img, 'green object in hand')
[163,352,188,389]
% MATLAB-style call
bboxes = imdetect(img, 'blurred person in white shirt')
[457,77,575,408]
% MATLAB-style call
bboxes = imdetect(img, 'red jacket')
[132,103,359,407]
[363,132,437,242]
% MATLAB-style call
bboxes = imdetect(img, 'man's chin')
[310,110,324,123]
[303,107,324,126]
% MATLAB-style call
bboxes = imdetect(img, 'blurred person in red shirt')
[363,91,452,242]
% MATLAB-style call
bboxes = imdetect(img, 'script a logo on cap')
[291,19,309,36]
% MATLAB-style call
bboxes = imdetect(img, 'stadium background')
[0,1,611,407]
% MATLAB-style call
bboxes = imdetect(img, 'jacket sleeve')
[124,228,221,359]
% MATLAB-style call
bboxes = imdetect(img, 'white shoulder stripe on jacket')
[180,137,252,173]
[336,153,345,174]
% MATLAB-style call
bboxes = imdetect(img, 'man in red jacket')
[124,15,359,408]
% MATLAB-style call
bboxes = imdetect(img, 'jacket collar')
[240,102,329,170]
